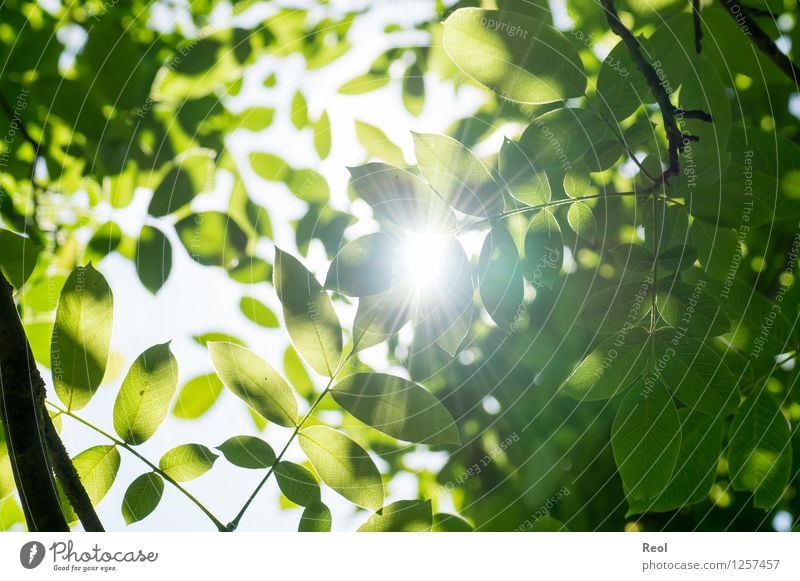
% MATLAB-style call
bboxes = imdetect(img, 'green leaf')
[442,8,586,104]
[217,435,276,469]
[332,373,460,445]
[567,202,597,243]
[432,513,473,532]
[228,256,273,285]
[498,139,550,205]
[657,246,698,272]
[347,163,456,232]
[283,346,314,398]
[52,264,114,410]
[172,373,224,420]
[299,425,384,511]
[563,168,591,198]
[609,244,655,272]
[578,280,654,333]
[122,473,164,525]
[626,409,723,514]
[656,281,730,338]
[159,444,218,482]
[135,225,172,294]
[235,107,275,131]
[478,224,524,327]
[413,132,502,217]
[209,341,298,427]
[274,461,321,507]
[290,90,309,129]
[339,73,390,95]
[596,38,652,121]
[249,152,290,182]
[651,332,739,416]
[84,221,123,264]
[148,149,215,217]
[612,381,681,500]
[299,501,332,532]
[519,108,611,170]
[324,233,396,297]
[0,230,41,288]
[357,499,432,532]
[523,210,563,289]
[274,249,343,376]
[690,221,739,280]
[728,390,792,508]
[192,332,246,348]
[113,343,179,445]
[287,169,330,204]
[71,445,120,506]
[354,121,406,166]
[175,212,248,268]
[353,287,412,351]
[0,430,14,502]
[239,296,279,328]
[402,62,425,116]
[312,111,332,159]
[561,327,650,401]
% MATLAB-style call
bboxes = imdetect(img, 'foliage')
[0,0,799,533]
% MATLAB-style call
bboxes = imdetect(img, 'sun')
[397,230,449,294]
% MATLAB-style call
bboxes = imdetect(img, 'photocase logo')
[20,541,46,569]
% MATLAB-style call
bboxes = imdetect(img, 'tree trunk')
[0,273,69,531]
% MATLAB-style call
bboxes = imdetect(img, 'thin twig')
[692,0,703,54]
[716,0,800,85]
[600,0,711,184]
[48,402,228,532]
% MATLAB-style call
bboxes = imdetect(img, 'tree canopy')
[1,0,799,532]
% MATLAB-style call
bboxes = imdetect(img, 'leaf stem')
[46,401,227,532]
[227,352,354,531]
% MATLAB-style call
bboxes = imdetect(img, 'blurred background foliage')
[1,0,799,531]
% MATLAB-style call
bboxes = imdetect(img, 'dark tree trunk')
[0,273,69,531]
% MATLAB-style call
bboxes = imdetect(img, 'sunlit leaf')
[239,296,279,328]
[299,425,384,511]
[324,233,396,297]
[299,501,332,532]
[172,373,224,420]
[478,224,524,327]
[332,373,460,445]
[347,163,456,232]
[274,249,343,377]
[413,132,502,217]
[274,461,321,507]
[113,342,179,445]
[217,435,276,469]
[71,445,120,506]
[159,444,217,482]
[52,265,114,410]
[442,8,586,104]
[357,499,432,532]
[209,341,298,427]
[122,473,164,525]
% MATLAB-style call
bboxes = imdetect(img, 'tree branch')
[44,416,105,531]
[692,0,703,54]
[716,0,800,84]
[600,0,711,184]
[0,274,68,531]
